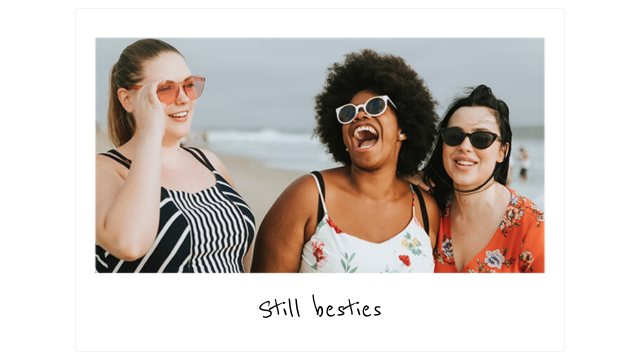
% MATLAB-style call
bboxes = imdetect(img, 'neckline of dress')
[318,213,423,246]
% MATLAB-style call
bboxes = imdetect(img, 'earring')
[398,134,405,140]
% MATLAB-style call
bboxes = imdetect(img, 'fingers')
[130,78,167,138]
[401,172,431,192]
[138,78,166,107]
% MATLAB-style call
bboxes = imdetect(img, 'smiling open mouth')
[455,160,476,166]
[169,111,188,118]
[354,125,379,149]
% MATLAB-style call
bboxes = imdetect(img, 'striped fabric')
[95,147,255,273]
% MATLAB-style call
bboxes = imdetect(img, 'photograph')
[96,38,544,273]
[76,7,565,353]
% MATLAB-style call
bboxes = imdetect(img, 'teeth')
[456,160,475,166]
[354,126,378,140]
[170,111,187,117]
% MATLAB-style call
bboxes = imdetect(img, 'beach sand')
[96,128,305,230]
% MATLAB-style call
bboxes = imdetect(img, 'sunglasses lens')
[442,128,498,149]
[441,128,465,146]
[337,96,392,123]
[365,97,386,116]
[155,78,205,104]
[338,106,356,123]
[185,79,205,100]
[156,81,179,105]
[470,132,495,149]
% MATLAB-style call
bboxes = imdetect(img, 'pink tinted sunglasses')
[127,76,205,105]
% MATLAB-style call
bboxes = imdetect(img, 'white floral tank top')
[299,173,435,273]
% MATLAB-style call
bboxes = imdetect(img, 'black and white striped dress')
[96,147,255,273]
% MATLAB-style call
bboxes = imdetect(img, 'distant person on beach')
[517,147,530,181]
[252,49,440,273]
[422,85,544,273]
[95,39,255,273]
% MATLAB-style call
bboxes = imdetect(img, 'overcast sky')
[96,38,543,132]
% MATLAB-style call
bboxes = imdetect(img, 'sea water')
[206,129,335,172]
[206,127,545,211]
[508,127,545,210]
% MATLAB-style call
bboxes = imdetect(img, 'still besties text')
[259,294,381,318]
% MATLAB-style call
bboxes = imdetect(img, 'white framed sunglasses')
[335,95,397,124]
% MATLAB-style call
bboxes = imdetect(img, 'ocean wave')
[204,128,544,209]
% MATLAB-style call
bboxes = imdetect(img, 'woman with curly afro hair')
[252,49,440,273]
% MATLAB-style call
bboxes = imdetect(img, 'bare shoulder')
[252,173,319,272]
[313,166,349,189]
[263,173,321,230]
[95,152,113,168]
[195,148,235,186]
[196,148,225,169]
[96,153,126,180]
[277,173,320,204]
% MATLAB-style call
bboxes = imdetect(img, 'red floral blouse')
[433,187,544,273]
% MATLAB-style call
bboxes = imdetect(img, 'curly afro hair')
[313,49,439,176]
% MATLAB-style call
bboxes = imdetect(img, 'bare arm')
[251,175,318,273]
[95,79,167,261]
[402,170,433,192]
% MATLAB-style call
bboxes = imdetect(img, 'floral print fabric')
[433,187,545,273]
[299,174,434,273]
[300,215,435,273]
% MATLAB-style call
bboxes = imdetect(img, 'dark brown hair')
[423,84,512,211]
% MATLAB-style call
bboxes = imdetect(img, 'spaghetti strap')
[108,149,130,162]
[181,147,216,172]
[99,150,131,169]
[412,184,429,235]
[310,171,328,225]
[300,175,435,273]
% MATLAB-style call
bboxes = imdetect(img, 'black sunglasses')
[440,127,502,150]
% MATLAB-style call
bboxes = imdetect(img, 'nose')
[175,85,191,104]
[459,135,474,151]
[352,105,370,122]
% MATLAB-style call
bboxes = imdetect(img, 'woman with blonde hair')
[96,39,255,273]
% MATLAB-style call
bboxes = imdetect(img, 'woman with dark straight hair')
[421,85,544,273]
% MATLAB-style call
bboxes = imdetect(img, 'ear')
[497,142,510,163]
[117,88,134,113]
